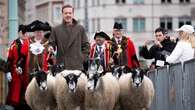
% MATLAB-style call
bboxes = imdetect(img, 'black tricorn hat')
[94,31,110,40]
[113,22,123,29]
[27,20,51,32]
[18,24,27,34]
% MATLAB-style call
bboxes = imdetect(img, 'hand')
[144,40,154,46]
[48,46,54,53]
[154,40,163,48]
[82,54,89,62]
[170,36,177,42]
[109,58,114,64]
[6,72,12,82]
[16,67,23,74]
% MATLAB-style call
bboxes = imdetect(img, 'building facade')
[0,0,8,45]
[25,0,64,26]
[65,0,195,53]
[0,0,26,59]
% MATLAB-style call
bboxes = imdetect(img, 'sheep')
[55,70,87,110]
[25,70,57,110]
[85,64,120,110]
[118,68,155,110]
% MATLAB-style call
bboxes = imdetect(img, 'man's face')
[95,37,105,46]
[113,29,122,39]
[62,7,74,24]
[155,32,165,42]
[18,31,24,39]
[34,31,44,41]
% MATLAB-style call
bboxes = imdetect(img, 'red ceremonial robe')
[126,38,140,68]
[6,37,30,106]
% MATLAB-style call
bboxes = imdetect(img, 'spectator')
[89,31,111,71]
[166,25,195,63]
[110,22,139,69]
[140,27,176,69]
[49,4,89,70]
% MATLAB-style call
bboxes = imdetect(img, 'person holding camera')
[140,27,176,69]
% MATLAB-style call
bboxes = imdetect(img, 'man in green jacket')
[49,4,89,70]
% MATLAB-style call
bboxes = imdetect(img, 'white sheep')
[85,64,120,110]
[118,68,155,110]
[25,70,57,110]
[55,70,87,110]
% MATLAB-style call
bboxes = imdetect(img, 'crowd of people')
[0,4,195,110]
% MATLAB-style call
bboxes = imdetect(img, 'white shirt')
[115,37,122,44]
[96,45,105,53]
[166,41,194,63]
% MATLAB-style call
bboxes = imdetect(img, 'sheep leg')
[80,104,85,110]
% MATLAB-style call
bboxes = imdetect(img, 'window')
[180,0,190,3]
[160,17,172,31]
[134,0,144,4]
[178,16,191,28]
[92,0,100,6]
[161,0,171,3]
[0,8,2,16]
[92,18,100,33]
[53,5,62,23]
[115,17,127,31]
[73,0,80,8]
[133,17,145,32]
[116,0,126,4]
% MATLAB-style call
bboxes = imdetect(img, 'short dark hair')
[61,4,74,13]
[155,27,167,35]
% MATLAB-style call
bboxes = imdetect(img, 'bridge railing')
[148,58,195,110]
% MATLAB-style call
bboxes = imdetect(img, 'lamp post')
[8,0,18,44]
[84,0,88,32]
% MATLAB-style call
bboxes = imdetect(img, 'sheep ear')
[31,71,37,77]
[77,73,82,78]
[62,70,69,77]
[141,68,149,76]
[122,66,132,73]
[74,70,82,76]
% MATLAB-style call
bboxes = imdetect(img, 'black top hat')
[94,31,110,40]
[113,22,123,29]
[18,24,27,34]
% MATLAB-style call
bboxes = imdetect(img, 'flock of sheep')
[25,64,155,110]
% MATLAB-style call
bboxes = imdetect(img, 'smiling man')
[49,4,90,70]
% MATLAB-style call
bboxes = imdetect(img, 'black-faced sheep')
[85,64,120,110]
[119,68,155,110]
[55,70,87,110]
[25,70,57,110]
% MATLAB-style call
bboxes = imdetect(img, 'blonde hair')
[179,31,195,48]
[189,33,195,48]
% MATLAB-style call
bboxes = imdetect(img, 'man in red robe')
[89,31,111,71]
[110,22,140,69]
[6,25,31,110]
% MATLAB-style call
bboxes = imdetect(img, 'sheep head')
[131,68,147,88]
[62,70,82,93]
[86,63,104,92]
[33,70,48,91]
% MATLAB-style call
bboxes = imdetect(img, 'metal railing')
[148,58,195,110]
